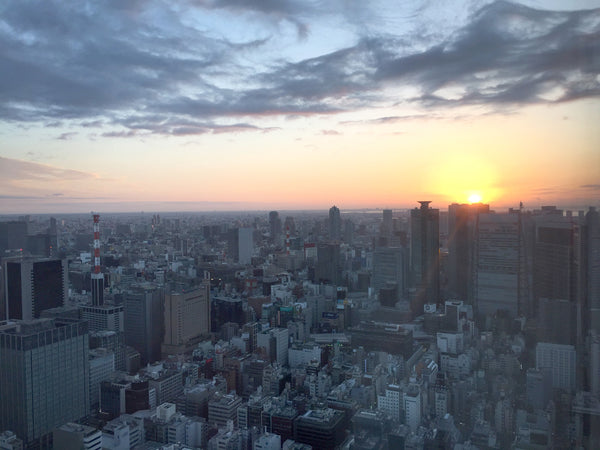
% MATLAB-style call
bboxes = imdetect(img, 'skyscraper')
[328,206,341,241]
[3,257,68,320]
[447,203,489,302]
[587,207,600,335]
[227,227,253,264]
[269,211,282,245]
[371,247,407,299]
[91,213,104,306]
[124,284,164,365]
[475,212,521,317]
[162,274,211,356]
[0,318,90,448]
[410,201,440,309]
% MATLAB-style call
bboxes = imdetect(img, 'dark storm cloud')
[0,1,598,135]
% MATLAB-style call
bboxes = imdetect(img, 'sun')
[468,193,482,203]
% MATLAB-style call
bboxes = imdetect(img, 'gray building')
[124,284,164,365]
[0,318,90,448]
[410,201,440,309]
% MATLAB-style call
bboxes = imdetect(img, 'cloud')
[0,0,598,135]
[0,157,92,182]
[581,184,600,190]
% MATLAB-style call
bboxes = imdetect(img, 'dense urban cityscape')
[0,202,599,449]
[1,0,599,448]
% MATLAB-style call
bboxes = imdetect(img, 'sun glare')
[468,193,482,203]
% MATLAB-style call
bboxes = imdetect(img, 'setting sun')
[468,193,482,203]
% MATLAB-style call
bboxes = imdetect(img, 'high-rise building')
[227,227,253,264]
[80,304,124,333]
[91,213,104,306]
[447,203,489,302]
[0,318,90,448]
[0,220,28,254]
[162,276,211,357]
[124,284,164,365]
[475,212,521,317]
[315,243,341,286]
[89,348,115,412]
[371,247,407,299]
[410,201,440,308]
[328,206,341,241]
[536,342,576,393]
[404,384,422,432]
[587,207,600,335]
[3,257,68,320]
[269,211,282,245]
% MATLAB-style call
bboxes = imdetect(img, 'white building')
[536,342,576,392]
[377,384,402,422]
[404,385,422,432]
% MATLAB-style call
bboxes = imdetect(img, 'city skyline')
[1,0,599,214]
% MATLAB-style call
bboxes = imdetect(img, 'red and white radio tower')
[91,213,104,306]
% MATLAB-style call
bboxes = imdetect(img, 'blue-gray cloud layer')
[0,0,598,135]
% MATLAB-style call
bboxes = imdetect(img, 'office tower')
[91,213,104,306]
[328,205,341,241]
[269,211,282,244]
[0,220,28,254]
[447,203,489,302]
[587,207,600,335]
[162,276,210,356]
[315,243,341,285]
[404,384,422,432]
[124,284,164,365]
[410,201,440,308]
[80,304,124,333]
[526,368,552,410]
[371,247,407,299]
[0,318,90,448]
[100,379,130,420]
[227,227,253,264]
[475,212,521,317]
[89,348,115,412]
[53,423,102,450]
[4,257,68,320]
[535,342,576,392]
[382,209,393,238]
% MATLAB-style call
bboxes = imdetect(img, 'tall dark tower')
[91,213,104,306]
[447,202,489,303]
[4,257,68,320]
[410,201,440,311]
[329,205,341,241]
[269,211,282,244]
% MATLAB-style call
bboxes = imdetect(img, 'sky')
[1,0,599,214]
